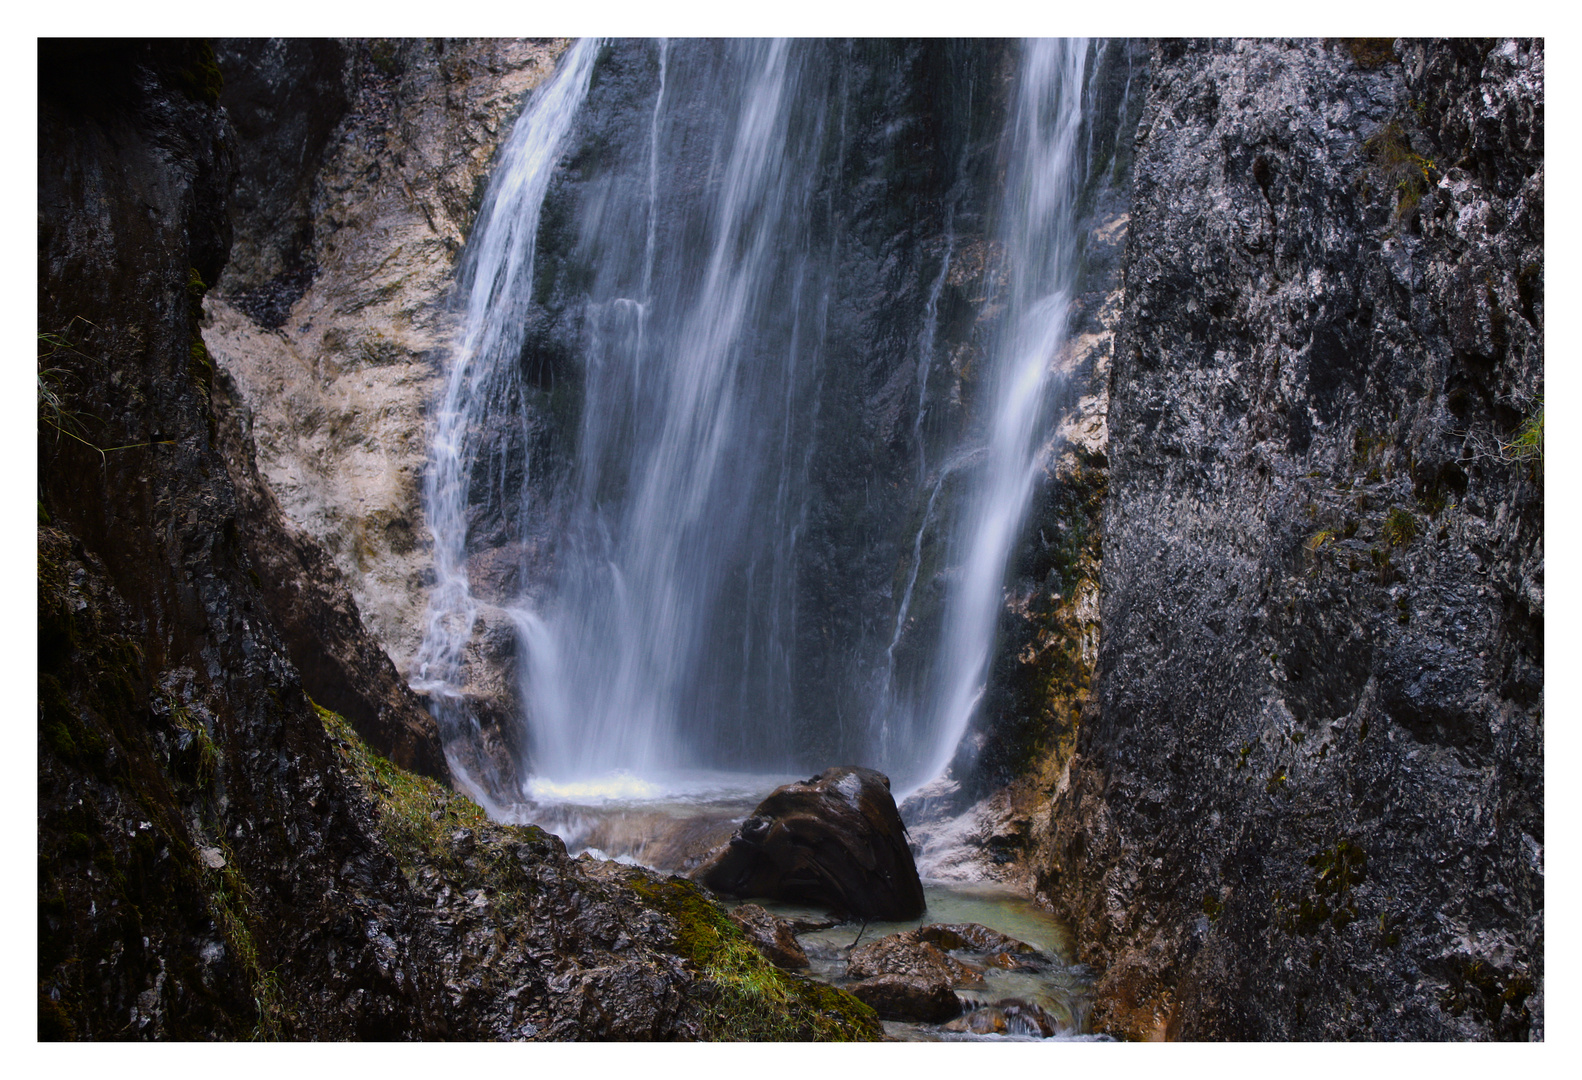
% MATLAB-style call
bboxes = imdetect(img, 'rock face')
[212,366,446,779]
[693,767,926,920]
[202,39,568,713]
[1034,39,1543,1040]
[37,39,878,1043]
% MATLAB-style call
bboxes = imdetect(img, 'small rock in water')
[944,1007,1008,1035]
[728,903,810,970]
[846,973,963,1023]
[847,931,982,986]
[916,922,1036,955]
[691,766,925,919]
[784,914,840,933]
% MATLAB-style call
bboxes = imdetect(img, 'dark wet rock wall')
[37,38,876,1042]
[1034,38,1543,1041]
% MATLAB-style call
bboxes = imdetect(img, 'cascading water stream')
[413,37,600,794]
[884,39,1092,794]
[922,40,1091,787]
[418,38,1102,806]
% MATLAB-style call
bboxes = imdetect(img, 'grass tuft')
[1504,402,1543,464]
[1382,507,1417,548]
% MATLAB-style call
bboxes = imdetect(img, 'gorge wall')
[38,39,878,1042]
[1035,38,1543,1040]
[202,39,570,787]
[39,36,1542,1042]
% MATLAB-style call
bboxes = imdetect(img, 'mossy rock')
[624,871,882,1041]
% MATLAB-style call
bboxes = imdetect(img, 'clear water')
[536,778,1098,1041]
[736,884,1099,1041]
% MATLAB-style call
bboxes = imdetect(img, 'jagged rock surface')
[1034,38,1543,1041]
[37,39,876,1043]
[203,39,567,707]
[211,366,446,779]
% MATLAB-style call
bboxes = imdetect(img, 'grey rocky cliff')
[203,39,568,729]
[1034,38,1542,1040]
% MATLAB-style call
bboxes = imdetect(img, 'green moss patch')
[314,702,492,871]
[625,872,882,1041]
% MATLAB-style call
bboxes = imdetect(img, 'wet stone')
[846,973,963,1024]
[848,932,974,985]
[728,903,809,970]
[692,767,925,920]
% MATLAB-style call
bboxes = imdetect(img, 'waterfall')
[413,37,600,789]
[418,39,1100,803]
[903,39,1092,791]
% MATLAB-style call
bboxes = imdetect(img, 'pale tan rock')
[206,40,568,694]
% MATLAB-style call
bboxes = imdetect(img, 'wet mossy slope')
[37,38,876,1042]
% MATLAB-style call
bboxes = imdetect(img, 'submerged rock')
[728,904,810,970]
[943,1007,1007,1035]
[691,767,925,920]
[944,999,1064,1038]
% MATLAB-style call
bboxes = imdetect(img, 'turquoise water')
[518,782,1101,1040]
[733,883,1101,1041]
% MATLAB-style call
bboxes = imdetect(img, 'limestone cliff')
[1035,38,1543,1040]
[203,40,566,685]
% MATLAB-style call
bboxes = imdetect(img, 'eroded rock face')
[203,39,567,699]
[692,767,925,920]
[37,39,877,1043]
[1035,38,1543,1041]
[212,367,446,779]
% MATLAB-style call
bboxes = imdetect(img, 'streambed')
[733,885,1103,1042]
[501,779,1101,1041]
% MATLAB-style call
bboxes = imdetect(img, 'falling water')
[414,38,600,792]
[904,39,1092,790]
[419,39,1102,802]
[511,40,836,790]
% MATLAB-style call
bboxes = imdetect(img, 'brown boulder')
[916,922,1037,955]
[728,904,809,970]
[846,974,962,1024]
[691,767,925,919]
[847,931,982,985]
